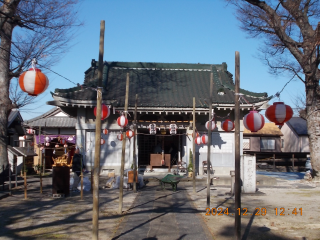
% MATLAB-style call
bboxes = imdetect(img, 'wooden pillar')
[133,94,138,192]
[119,73,130,214]
[234,51,241,240]
[92,20,105,240]
[192,97,196,193]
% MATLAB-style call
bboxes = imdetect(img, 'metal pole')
[133,94,138,192]
[234,51,241,240]
[192,97,196,193]
[92,20,105,240]
[206,73,213,208]
[119,73,130,214]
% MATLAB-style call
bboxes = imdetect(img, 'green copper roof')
[53,61,270,108]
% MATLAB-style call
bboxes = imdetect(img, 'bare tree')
[0,0,82,178]
[226,0,320,180]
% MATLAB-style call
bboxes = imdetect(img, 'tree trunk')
[305,75,320,181]
[0,4,15,178]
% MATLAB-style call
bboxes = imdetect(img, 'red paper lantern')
[27,129,34,134]
[201,134,208,144]
[103,129,108,135]
[243,111,265,132]
[192,132,200,138]
[126,130,134,138]
[265,102,293,126]
[55,144,60,148]
[221,119,235,132]
[45,142,50,147]
[100,138,105,145]
[19,68,49,96]
[64,144,68,148]
[205,121,216,131]
[23,135,27,140]
[45,136,50,142]
[195,136,202,145]
[117,115,128,128]
[117,133,123,141]
[94,104,110,120]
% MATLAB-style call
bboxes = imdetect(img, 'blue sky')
[19,0,304,120]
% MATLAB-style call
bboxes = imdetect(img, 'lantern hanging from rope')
[205,120,216,131]
[117,115,128,128]
[195,136,202,145]
[23,135,27,140]
[55,144,59,148]
[19,67,49,96]
[126,130,134,138]
[201,134,208,144]
[169,124,177,135]
[45,142,50,147]
[45,136,50,142]
[243,110,265,132]
[103,129,108,135]
[265,102,293,126]
[117,133,123,141]
[63,143,68,148]
[27,129,34,134]
[221,119,235,132]
[94,104,110,120]
[100,138,105,145]
[149,124,157,135]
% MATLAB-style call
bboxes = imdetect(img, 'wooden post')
[92,20,105,240]
[192,97,196,194]
[24,157,27,200]
[206,73,213,208]
[292,153,294,171]
[273,154,276,170]
[119,73,130,214]
[39,126,42,193]
[234,51,241,240]
[8,163,11,195]
[133,94,138,193]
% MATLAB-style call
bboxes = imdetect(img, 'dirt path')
[187,180,320,240]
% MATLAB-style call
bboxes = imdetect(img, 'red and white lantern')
[19,68,49,96]
[27,129,34,134]
[265,102,293,126]
[221,119,235,132]
[195,136,202,145]
[243,111,265,132]
[117,133,123,141]
[117,115,128,128]
[126,130,134,138]
[103,129,108,135]
[94,104,110,120]
[149,124,157,135]
[64,144,68,148]
[100,138,105,145]
[55,144,59,148]
[205,120,216,131]
[201,134,208,144]
[60,139,66,144]
[23,135,27,140]
[45,142,50,147]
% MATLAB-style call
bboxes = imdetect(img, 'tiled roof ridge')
[23,107,64,124]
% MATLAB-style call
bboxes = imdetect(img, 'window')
[260,138,275,150]
[243,138,250,150]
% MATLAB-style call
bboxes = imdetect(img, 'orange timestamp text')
[205,207,303,216]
